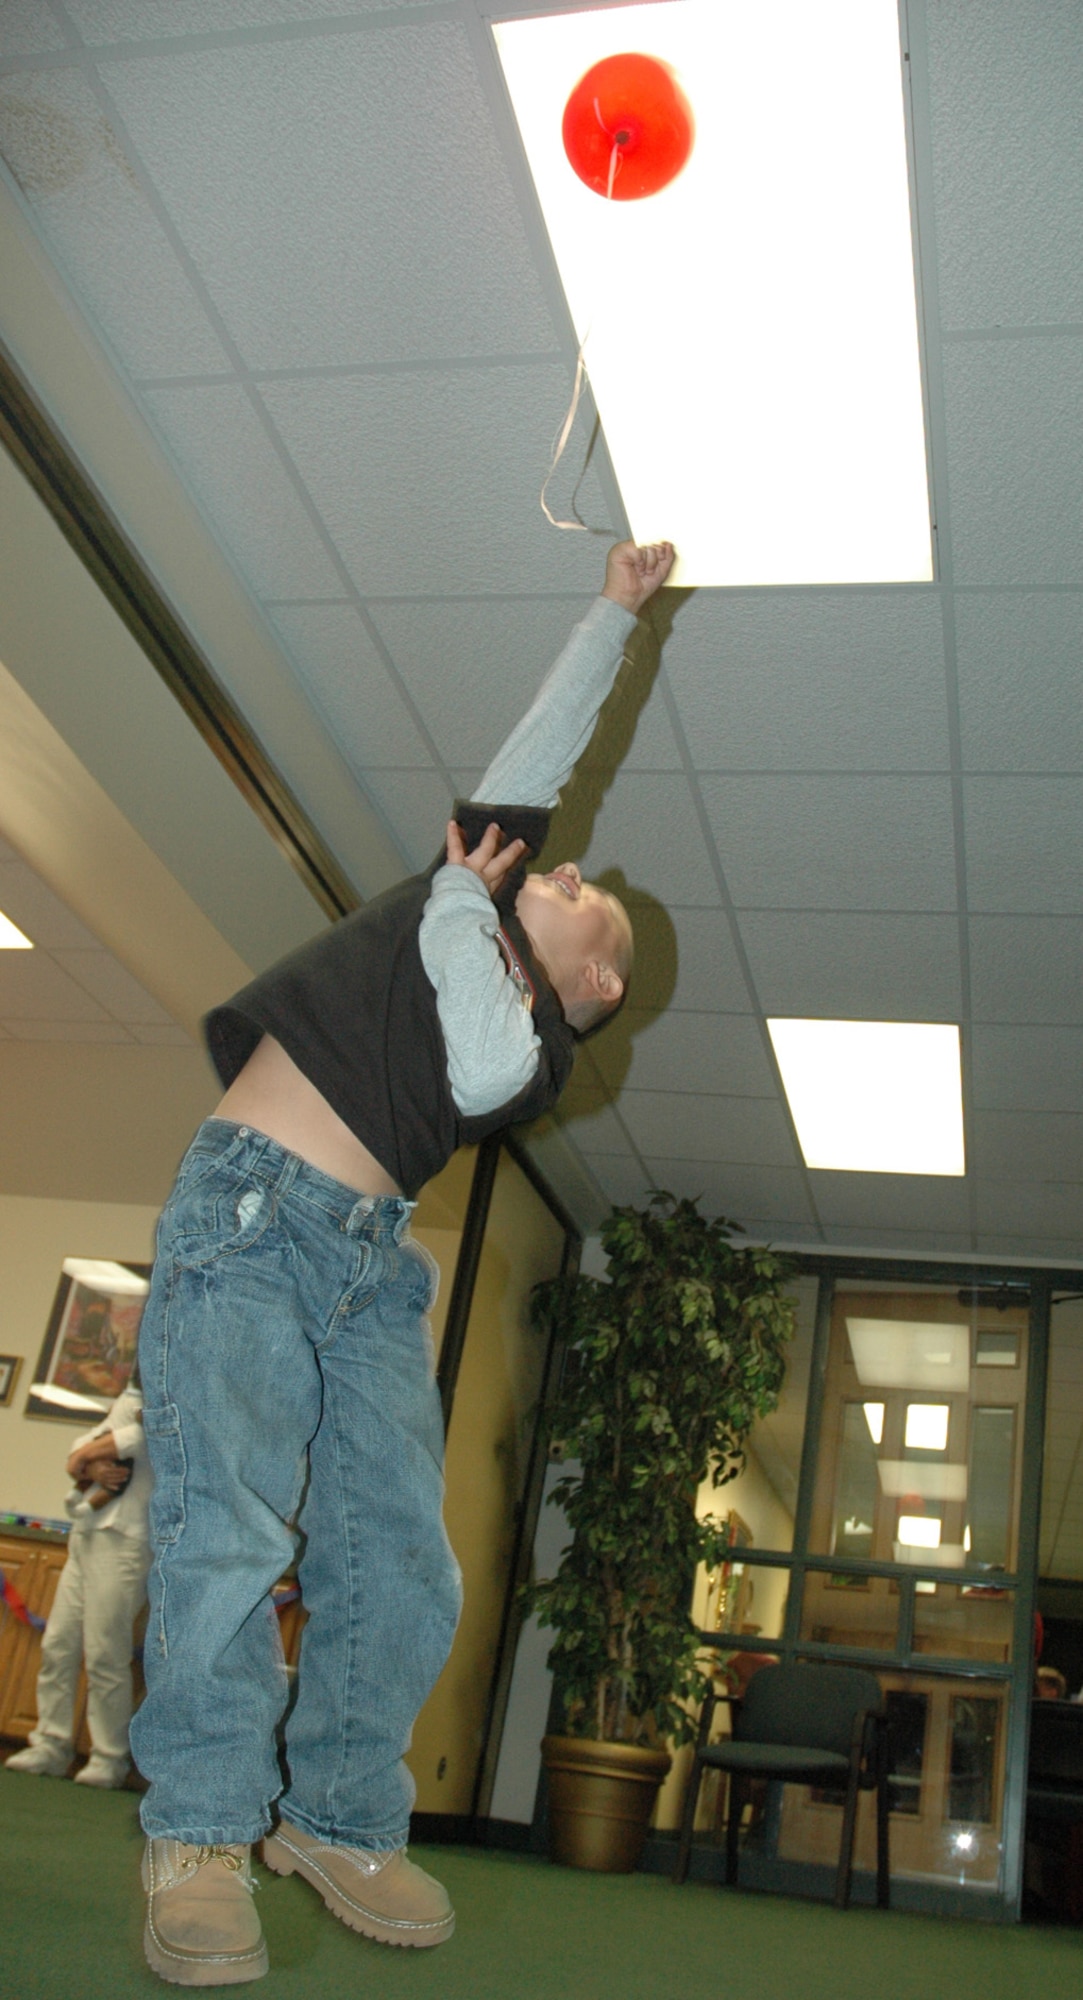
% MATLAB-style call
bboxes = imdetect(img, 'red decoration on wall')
[562,52,694,201]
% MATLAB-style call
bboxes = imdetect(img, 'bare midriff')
[213,1034,402,1196]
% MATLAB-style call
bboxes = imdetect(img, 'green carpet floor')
[3,1770,1083,2000]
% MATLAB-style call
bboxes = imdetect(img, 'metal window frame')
[669,1253,1064,1921]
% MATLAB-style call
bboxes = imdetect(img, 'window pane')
[912,1583,1013,1664]
[967,1409,1015,1569]
[948,1694,999,1824]
[810,1282,1028,1574]
[800,1572,899,1652]
[886,1689,927,1815]
[691,1273,817,1623]
[832,1402,880,1559]
[779,1673,1008,1885]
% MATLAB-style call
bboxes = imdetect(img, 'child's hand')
[84,1456,132,1493]
[445,820,528,900]
[601,539,676,613]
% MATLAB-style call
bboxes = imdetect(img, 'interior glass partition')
[660,1261,1053,1921]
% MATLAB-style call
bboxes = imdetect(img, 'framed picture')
[706,1509,754,1631]
[26,1259,151,1422]
[0,1355,22,1407]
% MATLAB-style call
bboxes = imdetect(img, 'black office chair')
[673,1660,890,1909]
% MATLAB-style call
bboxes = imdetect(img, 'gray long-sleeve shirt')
[419,596,636,1116]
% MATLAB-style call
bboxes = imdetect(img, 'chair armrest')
[695,1690,741,1752]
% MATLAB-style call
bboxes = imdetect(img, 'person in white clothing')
[5,1384,152,1789]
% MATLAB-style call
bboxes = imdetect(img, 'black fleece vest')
[204,802,575,1200]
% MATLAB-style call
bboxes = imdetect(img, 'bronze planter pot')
[541,1734,673,1873]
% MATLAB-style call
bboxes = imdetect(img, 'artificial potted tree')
[526,1193,794,1872]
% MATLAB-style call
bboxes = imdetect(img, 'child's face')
[515,865,630,1024]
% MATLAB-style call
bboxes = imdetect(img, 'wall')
[0,1192,160,1519]
[408,1147,569,1815]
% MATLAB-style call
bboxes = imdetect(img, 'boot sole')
[143,1917,269,1986]
[261,1830,454,1948]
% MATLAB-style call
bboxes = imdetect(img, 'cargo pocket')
[143,1403,186,1545]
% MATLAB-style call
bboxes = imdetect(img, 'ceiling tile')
[965,777,1083,913]
[738,910,963,1020]
[357,769,450,874]
[590,1010,775,1100]
[638,1159,815,1228]
[972,1109,1083,1183]
[131,1022,193,1046]
[269,604,434,770]
[369,596,681,777]
[141,382,342,598]
[944,337,1083,585]
[623,905,752,1016]
[0,67,229,381]
[927,0,1083,329]
[969,917,1083,1025]
[976,1235,1083,1263]
[809,1173,971,1233]
[822,1225,973,1254]
[370,596,594,773]
[0,951,111,1021]
[699,774,958,912]
[973,1178,1083,1240]
[564,774,723,911]
[560,1101,636,1160]
[956,593,1083,772]
[96,21,556,369]
[0,2,68,56]
[67,1,431,35]
[622,1091,796,1168]
[3,1017,133,1041]
[664,589,949,771]
[971,1026,1083,1113]
[260,367,609,598]
[50,949,173,1024]
[583,1153,657,1213]
[0,861,101,948]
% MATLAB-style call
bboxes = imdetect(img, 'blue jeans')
[130,1119,462,1849]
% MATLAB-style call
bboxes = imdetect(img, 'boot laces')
[185,1845,258,1893]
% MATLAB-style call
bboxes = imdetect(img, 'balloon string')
[539,143,620,535]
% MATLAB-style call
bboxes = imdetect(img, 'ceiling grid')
[0,0,1079,1259]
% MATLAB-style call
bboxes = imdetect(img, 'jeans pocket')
[405,1237,441,1315]
[143,1403,186,1545]
[172,1173,276,1270]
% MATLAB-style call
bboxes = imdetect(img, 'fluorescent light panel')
[897,1514,941,1549]
[0,908,32,948]
[846,1319,970,1391]
[904,1402,950,1451]
[768,1020,965,1175]
[495,0,932,587]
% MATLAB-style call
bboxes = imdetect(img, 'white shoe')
[75,1755,131,1788]
[5,1743,71,1777]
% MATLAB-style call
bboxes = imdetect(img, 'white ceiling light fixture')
[904,1402,950,1451]
[897,1514,942,1549]
[768,1020,965,1176]
[0,908,33,948]
[846,1320,970,1392]
[494,0,933,587]
[863,1402,885,1445]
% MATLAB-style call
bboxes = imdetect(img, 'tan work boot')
[142,1839,269,1986]
[262,1817,454,1947]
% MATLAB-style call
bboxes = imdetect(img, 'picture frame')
[706,1509,753,1631]
[0,1354,22,1407]
[26,1259,151,1422]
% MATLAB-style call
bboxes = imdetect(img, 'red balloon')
[562,52,694,201]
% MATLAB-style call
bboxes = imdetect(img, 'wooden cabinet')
[0,1532,306,1758]
[0,1533,91,1753]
